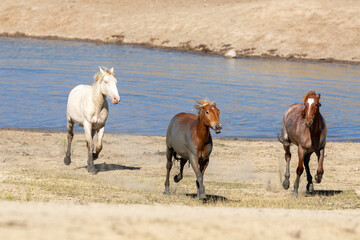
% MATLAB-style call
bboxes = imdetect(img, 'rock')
[224,49,236,58]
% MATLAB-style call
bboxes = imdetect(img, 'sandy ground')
[1,0,360,63]
[0,129,359,239]
[1,201,359,240]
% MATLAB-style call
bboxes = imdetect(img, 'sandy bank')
[0,129,359,239]
[1,201,359,240]
[1,0,360,63]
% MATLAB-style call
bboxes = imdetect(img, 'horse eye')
[206,111,209,115]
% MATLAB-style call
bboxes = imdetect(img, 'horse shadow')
[185,193,237,204]
[306,190,343,197]
[76,162,141,172]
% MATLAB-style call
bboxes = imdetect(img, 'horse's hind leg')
[92,127,104,160]
[163,147,173,195]
[64,118,74,165]
[293,146,305,197]
[315,148,325,183]
[282,142,291,190]
[304,152,314,194]
[174,157,187,183]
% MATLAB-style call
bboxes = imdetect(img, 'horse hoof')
[306,183,314,194]
[87,166,98,174]
[315,174,322,183]
[64,156,71,165]
[282,180,290,190]
[292,191,298,198]
[174,175,181,183]
[198,193,207,200]
[92,153,99,161]
[163,188,170,195]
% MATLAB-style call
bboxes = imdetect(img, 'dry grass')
[0,129,359,210]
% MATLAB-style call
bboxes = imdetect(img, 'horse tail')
[277,133,284,144]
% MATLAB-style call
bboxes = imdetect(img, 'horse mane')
[93,68,114,82]
[302,91,317,103]
[194,99,216,114]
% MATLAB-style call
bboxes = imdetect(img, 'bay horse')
[64,67,120,173]
[279,91,327,197]
[163,99,222,200]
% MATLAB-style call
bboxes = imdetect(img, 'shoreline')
[2,33,360,66]
[1,0,360,64]
[2,128,359,143]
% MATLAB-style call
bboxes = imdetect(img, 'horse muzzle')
[213,124,222,134]
[305,119,313,128]
[111,96,121,104]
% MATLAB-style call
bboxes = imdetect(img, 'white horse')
[64,67,120,173]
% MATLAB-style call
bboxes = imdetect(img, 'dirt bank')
[1,0,360,63]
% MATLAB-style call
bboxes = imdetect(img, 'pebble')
[224,49,236,58]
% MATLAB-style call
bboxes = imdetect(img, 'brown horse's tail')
[277,133,284,144]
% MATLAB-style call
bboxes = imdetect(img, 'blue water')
[0,37,359,141]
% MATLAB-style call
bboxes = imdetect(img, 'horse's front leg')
[293,146,305,197]
[315,148,325,183]
[84,122,98,174]
[304,152,314,194]
[189,154,206,200]
[200,158,209,176]
[93,127,105,160]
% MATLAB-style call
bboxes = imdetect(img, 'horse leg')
[174,157,187,183]
[163,147,173,195]
[282,143,291,190]
[293,146,305,197]
[200,158,209,175]
[189,154,206,200]
[84,122,98,174]
[304,152,314,194]
[93,127,104,160]
[315,148,325,183]
[64,118,74,165]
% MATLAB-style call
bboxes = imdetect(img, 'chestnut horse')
[163,99,222,200]
[279,91,327,197]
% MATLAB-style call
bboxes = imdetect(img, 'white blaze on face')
[307,98,314,115]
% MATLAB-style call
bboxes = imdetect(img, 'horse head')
[302,91,321,128]
[196,99,222,134]
[98,67,121,104]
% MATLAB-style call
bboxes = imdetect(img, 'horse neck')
[308,111,322,143]
[195,116,210,144]
[91,81,106,109]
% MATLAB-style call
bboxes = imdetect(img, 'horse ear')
[99,66,105,74]
[200,99,204,105]
[317,93,321,107]
[110,67,114,73]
